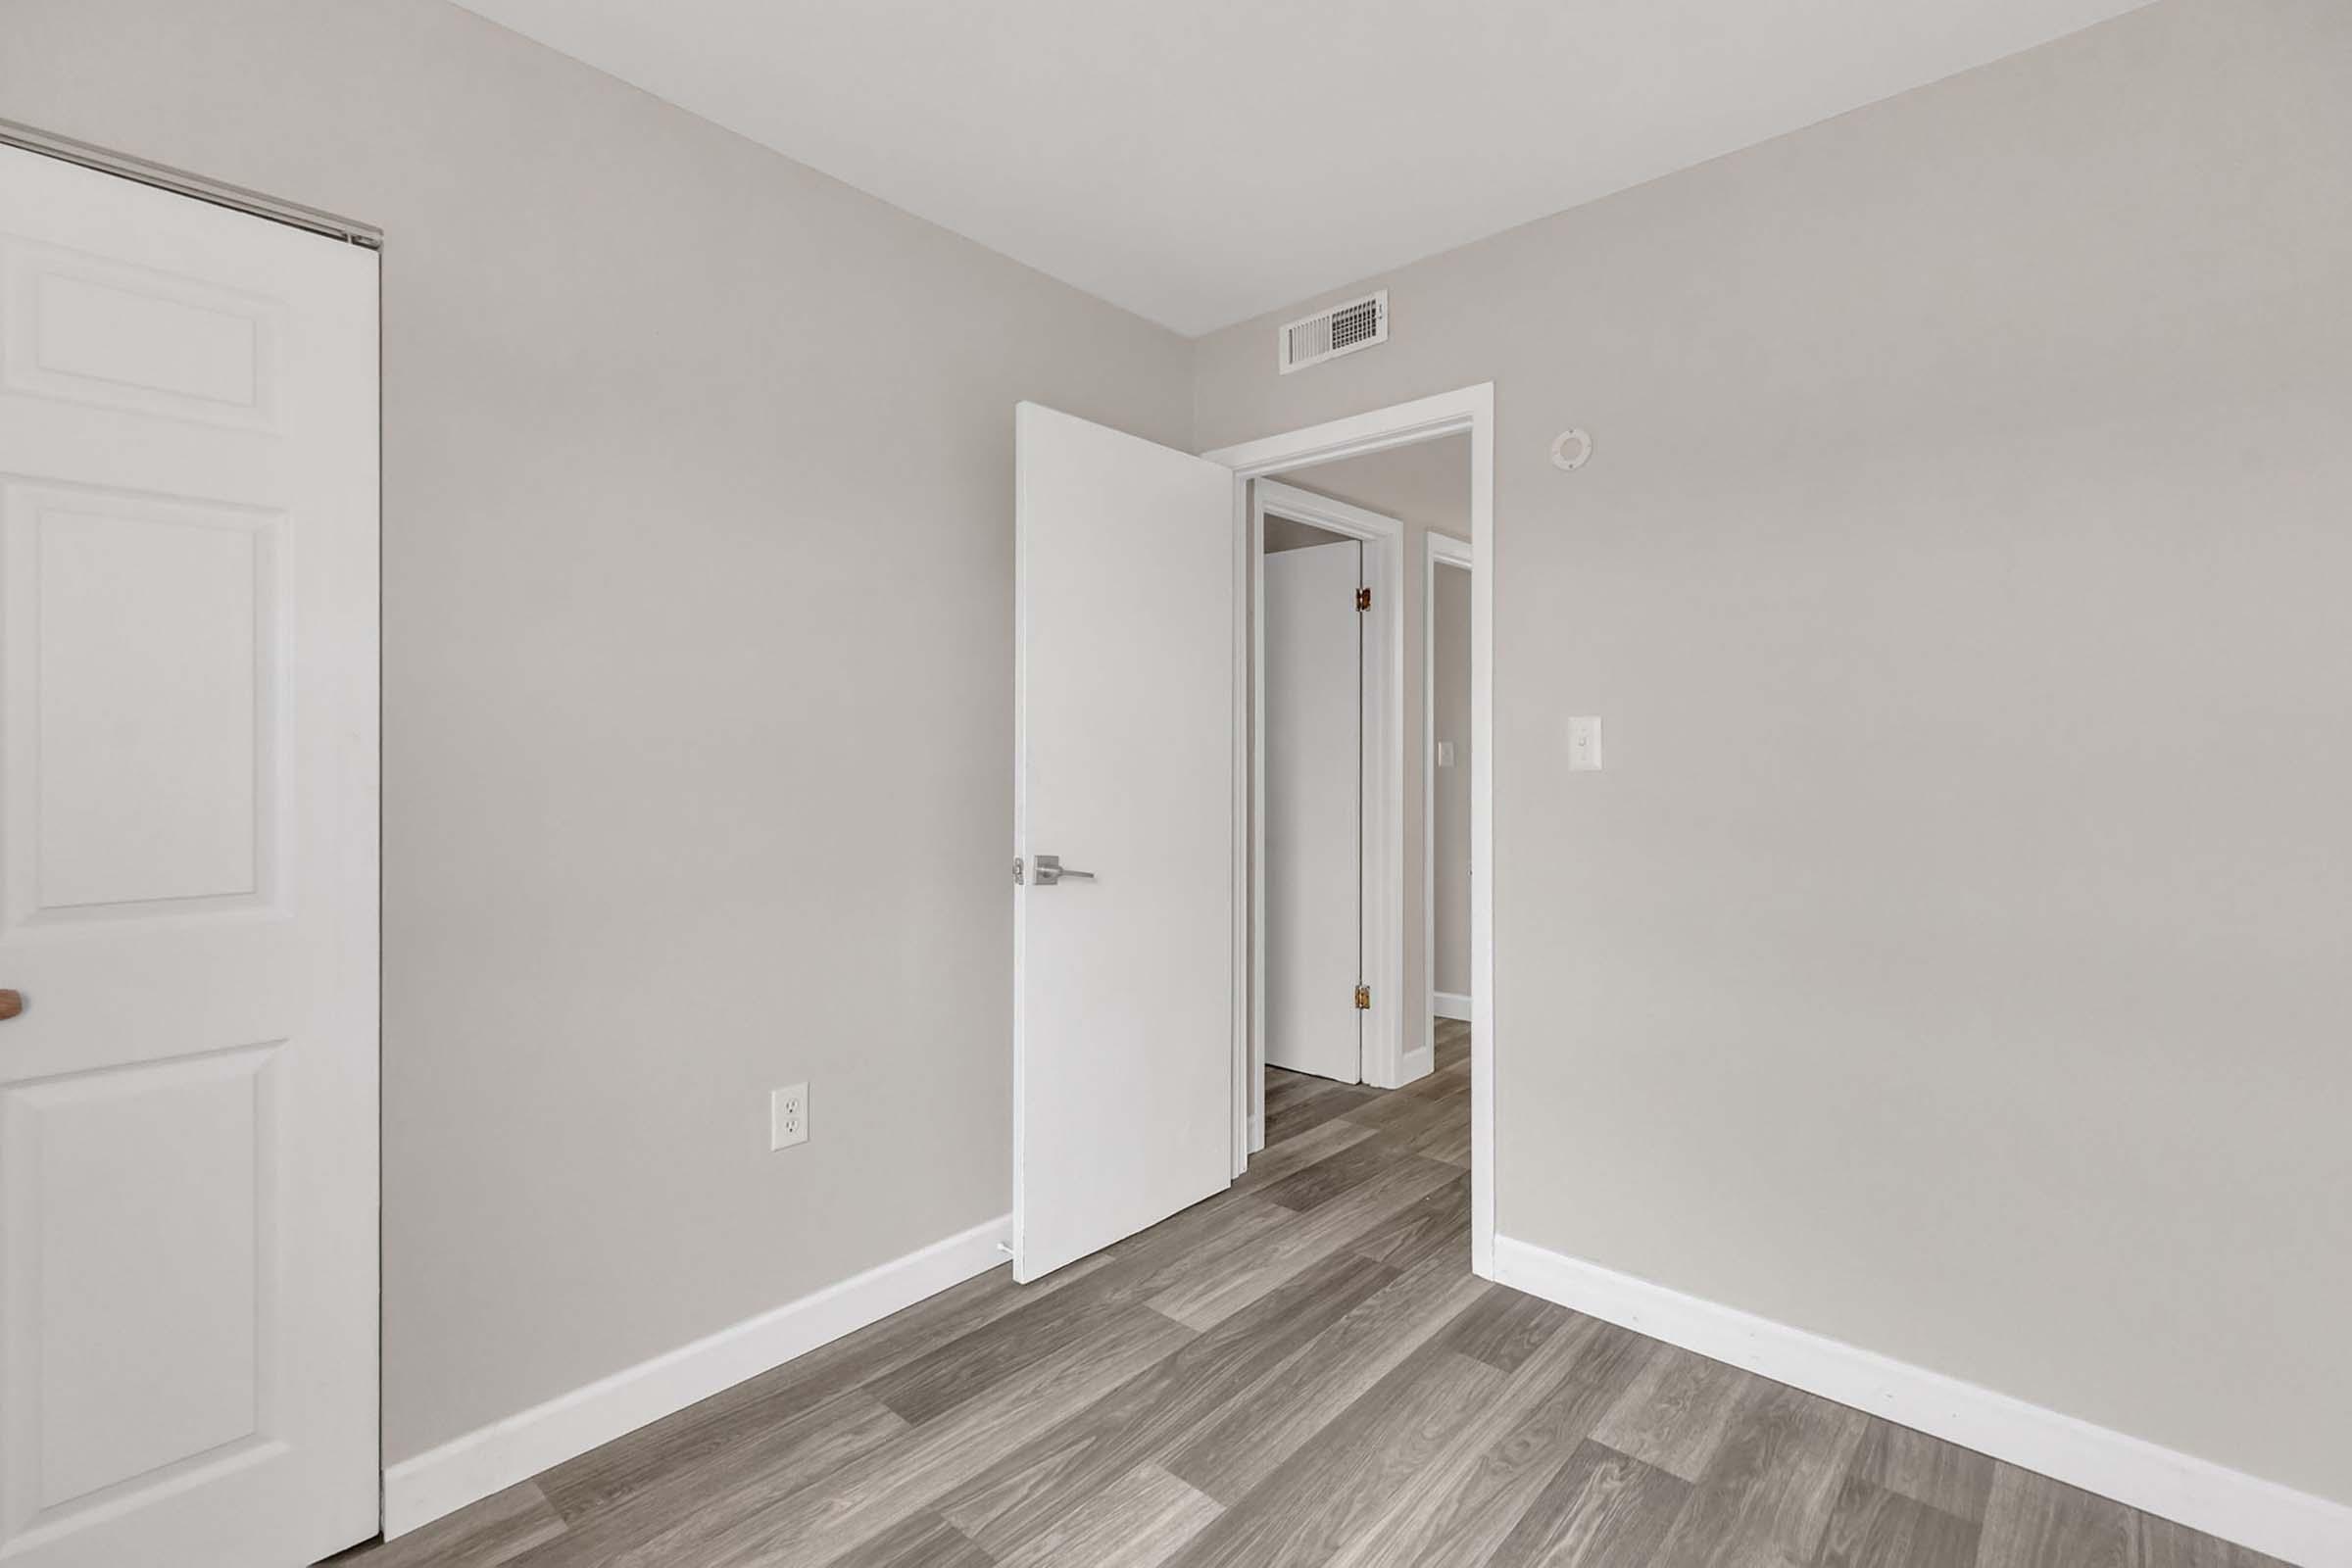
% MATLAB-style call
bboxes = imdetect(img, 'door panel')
[0,144,377,1568]
[10,1047,273,1512]
[1013,403,1233,1283]
[1262,541,1362,1083]
[13,489,272,914]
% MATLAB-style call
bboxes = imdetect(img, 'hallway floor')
[348,1021,2280,1567]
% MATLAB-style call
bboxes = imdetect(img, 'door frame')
[1250,480,1404,1119]
[1204,383,1496,1278]
[1423,529,1474,1071]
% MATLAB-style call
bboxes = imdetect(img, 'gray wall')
[1430,564,1471,999]
[1195,0,2352,1508]
[0,0,1193,1462]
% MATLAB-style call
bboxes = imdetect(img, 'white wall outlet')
[769,1083,808,1151]
[1568,716,1603,772]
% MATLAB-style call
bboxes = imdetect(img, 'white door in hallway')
[0,144,379,1567]
[1262,540,1363,1084]
[1013,403,1234,1282]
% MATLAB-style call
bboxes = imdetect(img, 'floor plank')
[1146,1152,1461,1330]
[1399,1108,1472,1168]
[1338,1086,1457,1141]
[1975,1463,2133,1568]
[1649,1377,1868,1568]
[824,1512,996,1568]
[1156,1341,1508,1568]
[1252,1131,1409,1213]
[1485,1440,1693,1568]
[1261,1075,1383,1146]
[1158,1243,1493,1505]
[1326,1311,1655,1568]
[1814,1473,1982,1568]
[1432,1280,1578,1374]
[2127,1511,2294,1568]
[1590,1343,1757,1483]
[1847,1414,1995,1524]
[1227,1115,1378,1197]
[989,1464,1218,1568]
[935,1250,1396,1555]
[1347,1169,1471,1271]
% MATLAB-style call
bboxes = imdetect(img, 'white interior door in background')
[0,144,379,1567]
[1262,540,1362,1084]
[1013,403,1235,1283]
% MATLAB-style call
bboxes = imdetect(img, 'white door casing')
[1248,480,1403,1110]
[1012,403,1234,1283]
[1261,540,1362,1084]
[1204,384,1495,1278]
[0,145,379,1567]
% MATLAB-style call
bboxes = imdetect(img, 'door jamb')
[1251,480,1406,1123]
[1204,384,1496,1279]
[1422,530,1474,1075]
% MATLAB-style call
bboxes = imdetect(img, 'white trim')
[1241,484,1267,1163]
[1491,1235,2352,1568]
[382,1215,1011,1538]
[1422,530,1474,1067]
[1247,485,1266,1126]
[1204,383,1496,1280]
[1253,479,1406,1091]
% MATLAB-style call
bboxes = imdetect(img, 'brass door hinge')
[1353,984,1371,1010]
[1355,586,1372,612]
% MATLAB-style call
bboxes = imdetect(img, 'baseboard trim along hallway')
[1490,1235,2352,1568]
[1431,990,1472,1021]
[381,1214,1013,1538]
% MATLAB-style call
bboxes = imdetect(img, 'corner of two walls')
[0,0,1195,1512]
[1192,0,2352,1549]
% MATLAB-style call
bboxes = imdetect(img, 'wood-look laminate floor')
[343,1021,2282,1568]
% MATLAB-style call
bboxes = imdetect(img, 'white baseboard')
[382,1213,1012,1538]
[1368,1039,1438,1091]
[1432,991,1471,1021]
[1491,1236,2350,1568]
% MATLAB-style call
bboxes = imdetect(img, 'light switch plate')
[1568,716,1603,772]
[1437,740,1455,768]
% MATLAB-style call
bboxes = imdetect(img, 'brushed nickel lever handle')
[1031,855,1095,887]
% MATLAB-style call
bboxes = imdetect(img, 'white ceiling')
[454,0,2152,336]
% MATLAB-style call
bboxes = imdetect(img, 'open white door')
[1262,541,1363,1083]
[1013,403,1233,1283]
[0,145,378,1566]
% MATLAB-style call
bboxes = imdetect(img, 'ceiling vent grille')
[1278,290,1389,374]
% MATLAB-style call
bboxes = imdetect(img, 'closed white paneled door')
[0,145,379,1566]
[1262,540,1363,1084]
[1012,403,1234,1283]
